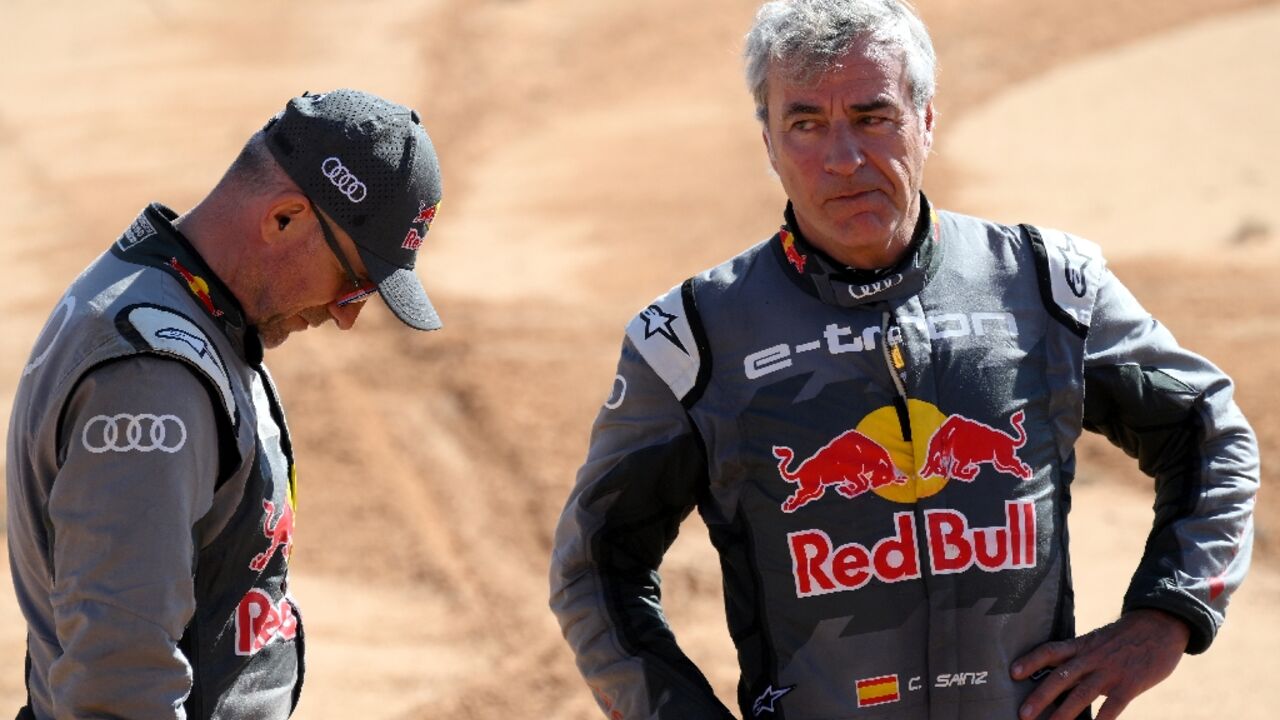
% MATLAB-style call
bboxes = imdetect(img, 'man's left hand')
[1010,608,1190,720]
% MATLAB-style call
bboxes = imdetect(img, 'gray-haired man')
[549,2,1258,718]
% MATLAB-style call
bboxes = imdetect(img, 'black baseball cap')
[264,89,443,330]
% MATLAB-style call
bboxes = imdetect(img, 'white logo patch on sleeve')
[1040,228,1105,328]
[126,306,237,421]
[82,413,187,453]
[625,285,701,401]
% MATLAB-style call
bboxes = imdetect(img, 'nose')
[328,299,366,330]
[824,123,864,176]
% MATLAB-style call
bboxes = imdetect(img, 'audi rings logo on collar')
[321,156,367,203]
[81,414,188,454]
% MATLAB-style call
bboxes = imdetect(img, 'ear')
[921,101,936,153]
[260,193,311,246]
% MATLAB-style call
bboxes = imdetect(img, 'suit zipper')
[880,310,912,442]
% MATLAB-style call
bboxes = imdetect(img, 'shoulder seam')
[115,303,240,428]
[679,278,712,409]
[625,281,704,404]
[1022,224,1089,339]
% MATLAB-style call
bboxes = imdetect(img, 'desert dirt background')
[1,0,1276,717]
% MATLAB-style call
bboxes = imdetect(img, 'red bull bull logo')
[774,430,907,513]
[249,499,295,572]
[918,410,1032,482]
[414,200,440,227]
[774,407,1031,511]
[167,257,224,318]
[402,200,441,250]
[779,228,807,274]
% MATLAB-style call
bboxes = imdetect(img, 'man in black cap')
[6,89,442,719]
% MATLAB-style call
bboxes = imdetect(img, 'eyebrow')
[781,97,898,119]
[781,102,824,119]
[850,98,895,113]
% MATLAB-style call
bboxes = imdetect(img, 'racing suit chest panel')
[188,369,300,719]
[684,212,1078,718]
[906,228,1072,715]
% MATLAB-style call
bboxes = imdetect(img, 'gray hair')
[744,0,937,123]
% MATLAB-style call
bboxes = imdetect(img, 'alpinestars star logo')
[641,304,688,355]
[1058,236,1093,298]
[753,684,794,716]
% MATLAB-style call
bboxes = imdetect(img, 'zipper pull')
[882,312,908,386]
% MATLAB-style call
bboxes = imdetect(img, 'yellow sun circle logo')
[856,399,949,503]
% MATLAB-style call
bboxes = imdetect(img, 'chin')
[831,217,891,246]
[256,320,298,349]
[259,330,290,349]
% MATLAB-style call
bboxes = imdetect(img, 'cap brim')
[362,252,441,331]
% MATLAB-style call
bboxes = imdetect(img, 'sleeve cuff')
[1122,586,1216,655]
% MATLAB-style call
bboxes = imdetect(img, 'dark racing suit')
[549,196,1258,719]
[7,204,304,718]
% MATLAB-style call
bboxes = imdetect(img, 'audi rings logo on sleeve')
[320,156,367,203]
[81,414,188,454]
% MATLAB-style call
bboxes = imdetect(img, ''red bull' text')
[788,502,1036,598]
[235,588,298,656]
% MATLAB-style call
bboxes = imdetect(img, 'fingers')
[1011,638,1077,681]
[1017,657,1083,719]
[1044,673,1109,720]
[1015,612,1187,720]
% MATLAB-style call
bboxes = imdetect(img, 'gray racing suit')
[7,204,303,718]
[549,195,1258,719]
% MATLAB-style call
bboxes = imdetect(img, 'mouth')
[826,188,880,203]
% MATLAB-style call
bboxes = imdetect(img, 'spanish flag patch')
[855,674,901,708]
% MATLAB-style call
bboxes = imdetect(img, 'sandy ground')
[0,0,1276,717]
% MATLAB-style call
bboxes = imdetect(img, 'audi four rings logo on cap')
[81,413,188,454]
[321,156,367,203]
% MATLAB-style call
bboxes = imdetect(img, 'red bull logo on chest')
[775,404,1037,597]
[773,405,1033,511]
